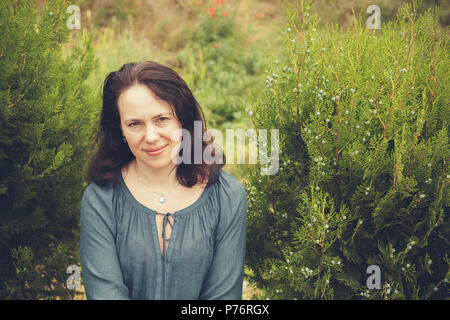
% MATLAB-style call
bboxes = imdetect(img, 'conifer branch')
[7,78,37,109]
[268,178,287,263]
[384,53,400,141]
[423,266,448,300]
[434,157,448,196]
[290,160,303,181]
[334,70,342,164]
[406,7,416,63]
[372,81,386,129]
[426,31,438,139]
[408,130,421,174]
[318,231,325,278]
[354,22,359,62]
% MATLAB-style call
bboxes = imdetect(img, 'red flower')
[256,12,263,19]
[214,0,225,5]
[223,11,229,17]
[195,0,201,5]
[208,7,215,18]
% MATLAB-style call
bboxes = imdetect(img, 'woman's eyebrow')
[124,113,172,122]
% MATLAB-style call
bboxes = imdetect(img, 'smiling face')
[118,83,183,170]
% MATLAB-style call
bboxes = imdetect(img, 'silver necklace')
[135,161,180,204]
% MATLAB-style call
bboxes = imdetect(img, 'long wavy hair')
[86,61,225,188]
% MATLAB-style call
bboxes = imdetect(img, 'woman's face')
[118,84,182,170]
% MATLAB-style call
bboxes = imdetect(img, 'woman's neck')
[133,159,179,190]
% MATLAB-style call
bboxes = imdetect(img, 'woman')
[80,61,247,300]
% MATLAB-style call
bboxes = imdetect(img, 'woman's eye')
[128,118,168,127]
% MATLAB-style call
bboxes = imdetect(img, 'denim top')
[80,168,247,300]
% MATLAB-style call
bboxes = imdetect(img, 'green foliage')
[0,0,98,299]
[244,0,449,299]
[84,0,142,29]
[177,3,266,129]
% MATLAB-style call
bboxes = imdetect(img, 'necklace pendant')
[159,196,165,204]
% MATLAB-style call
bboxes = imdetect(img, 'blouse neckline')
[117,167,214,217]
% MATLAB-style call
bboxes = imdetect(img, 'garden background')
[0,0,448,299]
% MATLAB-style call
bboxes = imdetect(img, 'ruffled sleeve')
[199,174,247,300]
[80,182,130,300]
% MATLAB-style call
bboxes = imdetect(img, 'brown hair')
[86,61,225,188]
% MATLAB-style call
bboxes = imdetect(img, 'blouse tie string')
[158,212,174,299]
[158,212,175,259]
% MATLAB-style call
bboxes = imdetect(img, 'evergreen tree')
[244,0,449,299]
[0,0,98,299]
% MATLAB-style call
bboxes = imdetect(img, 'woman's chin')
[139,157,175,169]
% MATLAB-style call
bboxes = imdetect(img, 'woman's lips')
[144,144,167,156]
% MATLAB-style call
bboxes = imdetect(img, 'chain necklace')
[134,161,180,204]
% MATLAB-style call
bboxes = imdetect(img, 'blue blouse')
[80,168,247,300]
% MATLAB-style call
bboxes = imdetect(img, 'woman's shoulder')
[81,178,116,207]
[214,169,247,228]
[217,169,246,199]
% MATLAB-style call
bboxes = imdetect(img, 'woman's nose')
[145,124,160,143]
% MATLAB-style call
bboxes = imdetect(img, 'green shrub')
[0,0,98,299]
[244,0,449,299]
[177,3,266,128]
